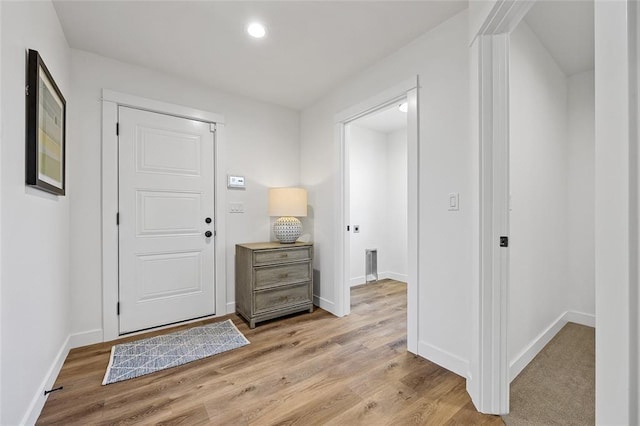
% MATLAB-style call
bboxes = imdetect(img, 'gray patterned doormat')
[102,319,249,385]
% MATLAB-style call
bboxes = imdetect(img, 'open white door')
[118,106,215,333]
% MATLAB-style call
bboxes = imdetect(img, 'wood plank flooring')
[37,279,503,425]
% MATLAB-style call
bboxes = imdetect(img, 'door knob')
[205,231,213,238]
[205,217,212,224]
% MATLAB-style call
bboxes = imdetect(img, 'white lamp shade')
[268,187,307,217]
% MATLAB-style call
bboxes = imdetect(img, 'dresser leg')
[250,320,256,329]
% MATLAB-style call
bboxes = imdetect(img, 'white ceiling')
[52,1,467,110]
[524,0,594,76]
[348,0,596,137]
[352,101,407,134]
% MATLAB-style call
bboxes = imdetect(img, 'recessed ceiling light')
[398,102,408,113]
[247,22,266,39]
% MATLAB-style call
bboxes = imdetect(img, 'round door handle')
[205,231,213,238]
[205,217,212,224]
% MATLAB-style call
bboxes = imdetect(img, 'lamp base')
[274,216,302,243]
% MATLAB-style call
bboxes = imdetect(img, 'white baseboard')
[349,272,407,287]
[509,310,596,382]
[226,302,236,315]
[350,276,366,287]
[564,310,595,327]
[21,335,71,426]
[418,340,469,379]
[69,329,103,349]
[380,272,408,282]
[313,294,335,314]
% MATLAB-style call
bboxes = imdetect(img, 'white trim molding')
[473,32,511,415]
[564,311,596,328]
[418,341,470,380]
[69,329,103,349]
[349,272,408,287]
[102,89,223,124]
[350,276,366,287]
[508,311,595,382]
[100,90,227,342]
[470,0,533,415]
[594,1,639,423]
[313,295,335,313]
[21,336,70,426]
[383,272,408,282]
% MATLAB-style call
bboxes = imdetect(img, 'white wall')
[348,125,388,285]
[508,21,597,382]
[301,10,474,375]
[68,50,301,340]
[0,2,71,424]
[348,125,407,285]
[386,128,408,279]
[347,125,407,285]
[567,70,595,316]
[508,21,570,367]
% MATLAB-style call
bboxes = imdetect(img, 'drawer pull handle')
[279,273,289,279]
[280,253,289,258]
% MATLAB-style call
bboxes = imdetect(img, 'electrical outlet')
[229,202,244,213]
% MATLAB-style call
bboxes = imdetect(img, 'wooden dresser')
[235,242,313,328]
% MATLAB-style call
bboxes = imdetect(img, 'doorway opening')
[504,1,595,423]
[344,101,409,337]
[335,78,419,353]
[101,89,228,342]
[345,101,408,293]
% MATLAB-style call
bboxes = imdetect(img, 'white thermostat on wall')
[227,175,246,189]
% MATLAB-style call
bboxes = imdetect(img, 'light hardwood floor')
[38,279,503,425]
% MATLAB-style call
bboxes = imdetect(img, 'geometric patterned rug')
[102,319,249,385]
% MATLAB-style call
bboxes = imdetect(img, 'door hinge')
[116,122,119,136]
[116,212,119,225]
[25,84,30,96]
[117,302,120,315]
[500,236,509,247]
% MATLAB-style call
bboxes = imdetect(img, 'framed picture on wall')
[25,49,66,195]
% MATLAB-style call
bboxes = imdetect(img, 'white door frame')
[593,1,639,423]
[470,0,533,415]
[334,77,419,353]
[101,89,227,341]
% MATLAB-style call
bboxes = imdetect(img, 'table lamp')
[268,187,307,243]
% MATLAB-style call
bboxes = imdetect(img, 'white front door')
[118,106,216,334]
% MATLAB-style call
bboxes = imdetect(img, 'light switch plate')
[448,192,459,211]
[229,202,244,213]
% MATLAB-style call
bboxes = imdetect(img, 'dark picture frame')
[26,49,66,195]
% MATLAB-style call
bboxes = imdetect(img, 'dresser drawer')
[254,262,311,289]
[254,282,312,314]
[253,247,311,266]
